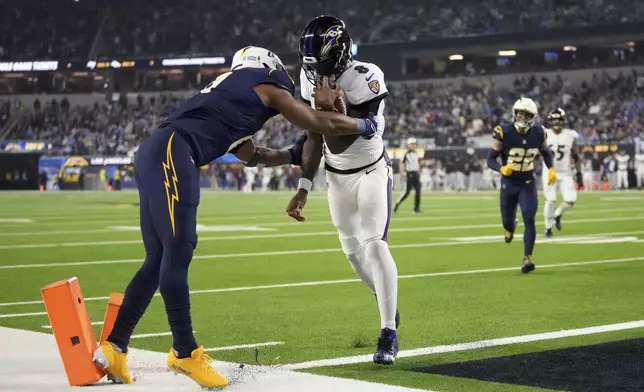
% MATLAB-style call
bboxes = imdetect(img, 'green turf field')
[1,190,643,391]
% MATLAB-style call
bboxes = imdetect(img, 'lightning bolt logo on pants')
[163,132,179,236]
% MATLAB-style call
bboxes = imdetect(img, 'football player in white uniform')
[542,108,583,237]
[286,16,399,365]
[635,150,644,189]
[616,151,631,190]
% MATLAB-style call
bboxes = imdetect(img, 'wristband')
[298,178,312,192]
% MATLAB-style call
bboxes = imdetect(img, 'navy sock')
[108,256,161,352]
[160,243,198,359]
[523,215,536,257]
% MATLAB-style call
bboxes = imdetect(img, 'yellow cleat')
[93,341,134,384]
[167,346,229,389]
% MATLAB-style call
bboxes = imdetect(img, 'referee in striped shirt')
[394,138,421,213]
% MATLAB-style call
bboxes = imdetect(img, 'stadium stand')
[1,0,642,59]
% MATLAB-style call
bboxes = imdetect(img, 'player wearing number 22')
[487,98,556,273]
[91,46,378,389]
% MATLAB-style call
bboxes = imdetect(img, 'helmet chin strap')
[514,121,529,133]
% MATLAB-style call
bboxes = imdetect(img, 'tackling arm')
[231,138,294,167]
[571,138,584,186]
[254,83,377,138]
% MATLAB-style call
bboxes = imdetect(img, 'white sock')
[365,240,398,330]
[346,247,376,294]
[544,200,555,229]
[555,202,573,217]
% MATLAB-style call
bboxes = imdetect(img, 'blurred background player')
[288,15,400,365]
[486,98,556,273]
[243,165,258,192]
[582,154,594,191]
[93,46,379,388]
[542,108,583,237]
[615,150,630,190]
[635,149,644,189]
[394,137,421,213]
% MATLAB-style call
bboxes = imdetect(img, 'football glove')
[547,167,557,186]
[575,171,584,188]
[357,115,377,140]
[500,165,515,177]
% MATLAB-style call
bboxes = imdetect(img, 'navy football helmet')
[299,15,353,85]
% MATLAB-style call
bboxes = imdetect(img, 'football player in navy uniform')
[93,46,378,388]
[487,98,557,273]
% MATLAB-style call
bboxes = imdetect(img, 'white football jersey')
[543,128,578,176]
[635,152,644,169]
[616,154,630,170]
[300,60,388,170]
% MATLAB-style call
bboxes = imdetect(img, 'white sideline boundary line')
[205,341,284,352]
[1,256,643,314]
[1,215,643,251]
[0,326,428,392]
[286,320,644,370]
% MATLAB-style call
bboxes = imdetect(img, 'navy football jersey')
[493,123,546,181]
[161,67,295,166]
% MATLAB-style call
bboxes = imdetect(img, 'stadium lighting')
[626,41,635,47]
[449,54,464,61]
[563,45,577,52]
[498,50,516,57]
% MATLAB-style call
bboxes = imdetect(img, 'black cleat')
[554,215,562,231]
[373,328,399,365]
[521,256,536,274]
[413,209,421,214]
[545,228,553,238]
[393,203,399,214]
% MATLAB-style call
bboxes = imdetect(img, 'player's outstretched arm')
[231,138,297,168]
[254,83,376,138]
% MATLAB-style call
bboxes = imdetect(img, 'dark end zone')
[411,338,644,392]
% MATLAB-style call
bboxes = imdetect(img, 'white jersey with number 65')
[543,128,578,177]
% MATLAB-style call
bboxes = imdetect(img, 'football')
[333,89,349,115]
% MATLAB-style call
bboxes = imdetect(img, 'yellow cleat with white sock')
[93,341,134,384]
[167,346,229,388]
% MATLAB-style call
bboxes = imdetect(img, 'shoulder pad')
[493,125,504,140]
[338,62,388,105]
[267,68,295,96]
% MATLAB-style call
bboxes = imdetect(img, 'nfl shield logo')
[522,139,527,145]
[368,80,380,94]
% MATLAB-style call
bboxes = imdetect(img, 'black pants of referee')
[395,171,421,212]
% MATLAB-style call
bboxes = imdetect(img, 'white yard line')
[2,227,643,272]
[287,320,644,370]
[130,331,194,339]
[1,215,643,250]
[204,341,284,352]
[1,256,643,312]
[41,321,103,329]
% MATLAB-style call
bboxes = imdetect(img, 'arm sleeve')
[487,149,502,172]
[540,146,554,169]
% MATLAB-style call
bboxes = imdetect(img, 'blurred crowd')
[3,69,644,153]
[1,0,642,60]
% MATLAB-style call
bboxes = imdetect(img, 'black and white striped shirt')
[403,150,420,172]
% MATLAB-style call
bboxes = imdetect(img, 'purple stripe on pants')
[382,175,393,241]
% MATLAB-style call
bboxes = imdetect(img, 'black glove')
[287,132,307,166]
[575,171,584,188]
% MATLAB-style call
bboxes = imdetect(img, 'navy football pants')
[500,176,538,257]
[109,128,200,358]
